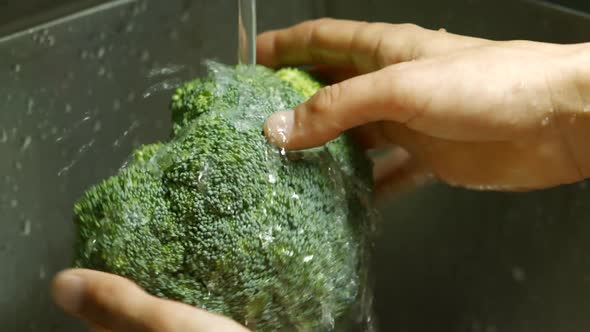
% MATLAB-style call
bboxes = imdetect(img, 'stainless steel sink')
[1,1,589,331]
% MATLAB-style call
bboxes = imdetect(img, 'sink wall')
[1,0,590,331]
[321,1,590,331]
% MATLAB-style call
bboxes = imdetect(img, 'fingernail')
[265,110,294,147]
[53,272,85,314]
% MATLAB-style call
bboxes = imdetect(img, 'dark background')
[2,1,590,332]
[1,0,590,36]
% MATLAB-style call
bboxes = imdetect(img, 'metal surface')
[1,0,590,331]
[323,1,590,331]
[0,1,324,331]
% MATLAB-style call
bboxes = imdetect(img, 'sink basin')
[1,0,589,331]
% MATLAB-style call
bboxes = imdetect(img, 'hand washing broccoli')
[73,62,375,331]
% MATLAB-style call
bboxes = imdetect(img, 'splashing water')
[143,78,182,98]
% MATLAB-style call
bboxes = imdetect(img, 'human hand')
[258,19,590,195]
[51,269,250,332]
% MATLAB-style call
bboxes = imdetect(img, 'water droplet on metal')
[97,47,106,59]
[21,220,31,236]
[93,121,102,132]
[20,136,32,152]
[0,129,7,143]
[27,98,35,114]
[97,66,106,76]
[511,266,527,282]
[11,64,21,73]
[140,50,150,62]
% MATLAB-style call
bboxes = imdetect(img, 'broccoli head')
[73,62,375,331]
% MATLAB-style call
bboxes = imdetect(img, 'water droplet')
[14,161,22,170]
[169,29,179,40]
[268,174,277,184]
[27,98,35,114]
[65,103,72,113]
[113,99,121,111]
[97,66,106,76]
[58,160,77,176]
[140,50,150,62]
[20,136,32,152]
[39,265,46,280]
[80,50,89,59]
[47,35,56,46]
[10,199,18,208]
[21,220,31,236]
[125,23,134,33]
[93,121,102,132]
[303,255,314,263]
[79,139,96,153]
[0,129,7,143]
[181,12,190,22]
[511,266,527,282]
[127,92,136,102]
[541,116,550,126]
[143,79,182,98]
[11,64,21,73]
[97,47,106,59]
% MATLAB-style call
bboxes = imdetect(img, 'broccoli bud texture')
[73,62,375,331]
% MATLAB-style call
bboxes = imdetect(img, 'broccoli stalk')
[73,62,374,331]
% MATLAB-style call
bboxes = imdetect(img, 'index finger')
[256,19,486,72]
[257,19,394,72]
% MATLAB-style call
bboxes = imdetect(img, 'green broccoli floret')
[73,62,374,331]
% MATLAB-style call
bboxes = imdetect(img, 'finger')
[52,269,249,332]
[372,148,434,200]
[264,66,416,150]
[257,18,485,71]
[257,19,402,71]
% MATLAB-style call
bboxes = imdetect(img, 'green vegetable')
[73,62,374,331]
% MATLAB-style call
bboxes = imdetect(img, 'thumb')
[264,65,417,150]
[51,269,249,332]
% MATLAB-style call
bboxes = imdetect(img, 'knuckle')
[394,23,423,33]
[310,85,340,114]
